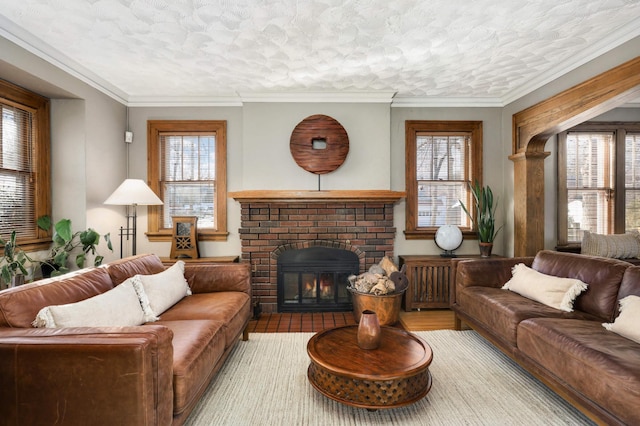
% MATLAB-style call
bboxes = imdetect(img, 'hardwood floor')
[399,309,457,331]
[247,309,457,333]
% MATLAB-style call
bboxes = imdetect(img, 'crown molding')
[126,96,243,107]
[0,16,128,105]
[238,91,396,103]
[391,96,504,108]
[501,19,640,106]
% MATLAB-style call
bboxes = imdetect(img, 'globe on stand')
[434,225,463,257]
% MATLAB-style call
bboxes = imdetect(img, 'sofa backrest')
[105,253,166,285]
[0,267,114,328]
[532,250,630,322]
[617,265,640,314]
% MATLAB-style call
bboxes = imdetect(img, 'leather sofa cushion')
[517,318,640,425]
[0,268,114,328]
[617,265,640,310]
[532,250,629,322]
[154,319,226,416]
[106,253,165,286]
[457,286,598,348]
[159,292,251,349]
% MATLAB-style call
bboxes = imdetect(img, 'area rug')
[185,330,593,425]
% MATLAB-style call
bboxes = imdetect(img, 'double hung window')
[405,121,482,238]
[558,122,640,245]
[0,79,50,250]
[147,120,227,241]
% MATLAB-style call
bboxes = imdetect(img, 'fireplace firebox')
[277,246,360,312]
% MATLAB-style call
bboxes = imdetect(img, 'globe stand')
[440,250,458,258]
[434,225,463,258]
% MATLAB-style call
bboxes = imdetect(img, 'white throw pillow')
[602,295,640,344]
[581,230,640,259]
[137,260,192,317]
[32,278,147,328]
[502,263,588,312]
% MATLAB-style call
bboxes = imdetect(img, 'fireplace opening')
[277,246,360,312]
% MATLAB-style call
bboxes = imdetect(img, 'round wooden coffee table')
[306,325,433,409]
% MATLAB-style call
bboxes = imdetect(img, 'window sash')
[561,131,615,243]
[160,133,216,229]
[625,133,640,231]
[558,123,640,246]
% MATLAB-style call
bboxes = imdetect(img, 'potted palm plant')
[459,181,503,257]
[37,216,112,277]
[0,231,33,288]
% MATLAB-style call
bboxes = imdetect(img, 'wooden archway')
[511,56,640,256]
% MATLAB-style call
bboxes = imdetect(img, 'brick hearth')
[236,200,399,313]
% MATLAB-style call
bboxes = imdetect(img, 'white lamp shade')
[104,179,163,206]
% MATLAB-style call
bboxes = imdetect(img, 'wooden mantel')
[228,190,406,203]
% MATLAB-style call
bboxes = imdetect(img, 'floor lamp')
[105,179,163,257]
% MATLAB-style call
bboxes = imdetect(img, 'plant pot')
[10,274,24,287]
[348,288,406,326]
[479,242,493,257]
[40,262,60,279]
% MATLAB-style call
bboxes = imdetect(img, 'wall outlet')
[125,131,133,143]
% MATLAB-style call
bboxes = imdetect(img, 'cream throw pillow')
[137,260,192,317]
[502,263,588,312]
[581,230,640,259]
[603,295,640,344]
[32,278,147,328]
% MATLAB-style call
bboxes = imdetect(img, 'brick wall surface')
[237,202,397,313]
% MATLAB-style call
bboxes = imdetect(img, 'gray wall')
[0,33,638,265]
[0,36,126,264]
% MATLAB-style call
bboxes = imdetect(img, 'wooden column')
[509,151,549,257]
[511,56,640,257]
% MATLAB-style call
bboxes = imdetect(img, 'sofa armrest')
[184,262,252,295]
[456,256,534,291]
[0,325,174,425]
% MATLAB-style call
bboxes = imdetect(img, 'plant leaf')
[54,219,73,243]
[37,215,52,231]
[75,253,86,269]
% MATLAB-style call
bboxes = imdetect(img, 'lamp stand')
[117,204,138,257]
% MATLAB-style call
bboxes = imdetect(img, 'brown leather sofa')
[452,250,640,426]
[0,253,252,425]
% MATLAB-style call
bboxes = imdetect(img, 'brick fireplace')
[230,190,405,313]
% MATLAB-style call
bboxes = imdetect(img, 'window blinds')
[0,104,35,239]
[415,133,470,227]
[160,133,216,229]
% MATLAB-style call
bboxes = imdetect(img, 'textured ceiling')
[0,0,639,105]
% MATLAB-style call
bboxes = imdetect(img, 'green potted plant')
[37,216,113,277]
[459,180,503,257]
[0,230,33,288]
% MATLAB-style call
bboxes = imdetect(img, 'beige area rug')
[185,330,593,426]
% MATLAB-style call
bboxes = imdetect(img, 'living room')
[0,2,639,425]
